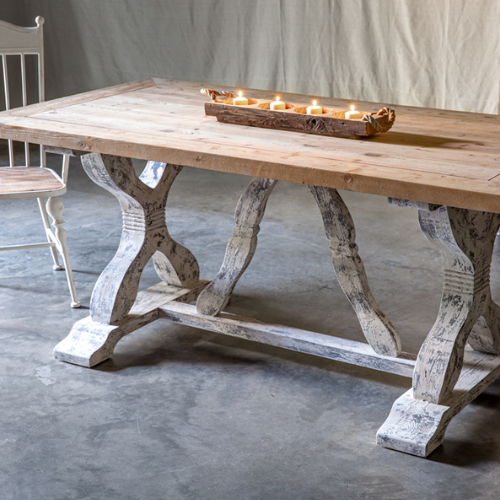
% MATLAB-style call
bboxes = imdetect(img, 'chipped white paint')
[197,177,401,357]
[310,186,401,357]
[377,345,500,456]
[79,154,200,325]
[414,206,500,403]
[54,280,209,367]
[166,301,415,377]
[196,177,278,316]
[54,153,206,366]
[377,202,500,456]
[54,157,500,458]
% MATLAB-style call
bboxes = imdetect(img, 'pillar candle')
[270,96,286,110]
[345,105,362,120]
[306,100,322,115]
[233,91,249,106]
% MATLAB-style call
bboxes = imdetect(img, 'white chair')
[0,16,80,307]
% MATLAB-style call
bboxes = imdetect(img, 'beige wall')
[7,0,500,113]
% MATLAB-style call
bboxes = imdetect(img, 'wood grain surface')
[0,79,500,212]
[0,167,63,194]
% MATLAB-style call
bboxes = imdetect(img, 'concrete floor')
[1,152,500,499]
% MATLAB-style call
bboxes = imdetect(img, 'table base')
[53,152,500,458]
[54,279,500,457]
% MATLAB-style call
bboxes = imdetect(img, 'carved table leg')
[310,186,401,357]
[196,177,278,315]
[377,205,500,456]
[54,154,202,367]
[197,178,401,359]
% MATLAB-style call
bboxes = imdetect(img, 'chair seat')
[0,16,80,308]
[0,167,64,196]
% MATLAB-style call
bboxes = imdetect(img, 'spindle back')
[0,16,45,168]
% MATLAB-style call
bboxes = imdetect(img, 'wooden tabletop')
[1,78,500,213]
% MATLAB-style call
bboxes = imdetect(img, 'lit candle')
[233,91,249,106]
[345,105,362,120]
[306,100,322,115]
[270,96,286,110]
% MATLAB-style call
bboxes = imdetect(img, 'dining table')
[1,78,500,458]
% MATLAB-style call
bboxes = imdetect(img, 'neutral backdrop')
[2,0,500,113]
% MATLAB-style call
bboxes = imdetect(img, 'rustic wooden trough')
[204,95,395,138]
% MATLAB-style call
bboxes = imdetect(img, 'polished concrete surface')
[1,153,500,499]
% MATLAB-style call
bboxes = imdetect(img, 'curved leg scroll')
[196,177,278,316]
[54,155,201,366]
[196,180,401,361]
[413,207,500,404]
[141,161,200,287]
[310,186,401,357]
[84,155,199,325]
[377,205,500,456]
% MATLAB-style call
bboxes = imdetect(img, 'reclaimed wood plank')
[0,166,63,194]
[31,101,500,180]
[2,79,500,213]
[3,79,156,117]
[3,104,499,183]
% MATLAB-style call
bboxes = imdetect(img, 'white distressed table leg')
[196,177,278,316]
[309,186,401,357]
[377,205,500,456]
[197,179,400,360]
[85,155,199,325]
[414,207,500,403]
[468,295,500,354]
[54,154,200,366]
[140,161,200,287]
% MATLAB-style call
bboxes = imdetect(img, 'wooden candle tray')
[204,96,395,139]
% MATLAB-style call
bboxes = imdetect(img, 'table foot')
[377,346,500,457]
[54,317,123,367]
[57,154,205,365]
[55,281,209,367]
[376,390,452,457]
[378,200,500,456]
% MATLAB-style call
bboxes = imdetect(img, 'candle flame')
[313,100,317,106]
[276,96,280,101]
[350,105,355,111]
[238,91,243,98]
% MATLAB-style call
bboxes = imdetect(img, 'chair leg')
[45,196,81,308]
[37,197,62,270]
